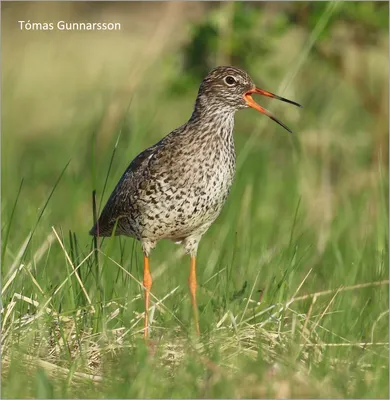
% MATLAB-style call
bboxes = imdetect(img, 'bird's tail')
[89,223,111,237]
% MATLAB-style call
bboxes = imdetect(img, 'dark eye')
[224,76,237,86]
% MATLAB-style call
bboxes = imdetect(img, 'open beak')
[244,88,302,133]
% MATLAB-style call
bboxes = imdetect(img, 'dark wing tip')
[89,221,114,237]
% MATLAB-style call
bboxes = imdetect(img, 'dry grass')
[2,237,388,391]
[2,2,388,398]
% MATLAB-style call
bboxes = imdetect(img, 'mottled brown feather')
[90,66,256,256]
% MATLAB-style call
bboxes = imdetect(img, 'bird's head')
[195,66,302,133]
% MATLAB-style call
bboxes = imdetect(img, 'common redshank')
[90,66,301,338]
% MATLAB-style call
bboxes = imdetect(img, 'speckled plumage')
[90,66,301,337]
[90,66,256,256]
[90,65,302,256]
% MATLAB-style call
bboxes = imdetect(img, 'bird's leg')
[143,255,152,339]
[188,256,200,335]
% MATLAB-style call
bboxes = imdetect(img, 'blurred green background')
[2,2,389,398]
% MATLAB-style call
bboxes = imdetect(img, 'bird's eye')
[224,76,237,86]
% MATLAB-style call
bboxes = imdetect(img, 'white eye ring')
[224,76,237,86]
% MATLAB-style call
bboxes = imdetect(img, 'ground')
[2,2,388,398]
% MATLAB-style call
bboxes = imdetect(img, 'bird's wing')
[90,142,161,236]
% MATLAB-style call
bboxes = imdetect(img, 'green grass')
[2,3,389,398]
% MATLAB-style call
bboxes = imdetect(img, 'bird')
[90,66,301,338]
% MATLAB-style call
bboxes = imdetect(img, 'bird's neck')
[191,94,237,120]
[188,104,236,143]
[188,97,236,141]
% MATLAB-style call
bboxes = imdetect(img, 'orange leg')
[143,255,152,339]
[188,256,200,335]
